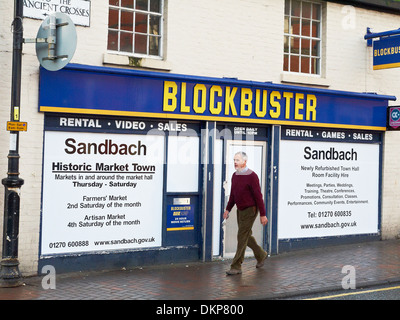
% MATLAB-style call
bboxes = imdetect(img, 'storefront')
[38,64,395,272]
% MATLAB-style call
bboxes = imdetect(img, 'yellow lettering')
[163,81,317,123]
[225,87,238,116]
[210,85,222,114]
[295,93,304,120]
[240,88,252,116]
[306,94,317,121]
[283,92,293,119]
[193,84,207,114]
[269,91,281,119]
[180,82,190,113]
[255,89,267,118]
[163,81,177,112]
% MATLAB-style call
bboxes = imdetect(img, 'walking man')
[223,151,268,275]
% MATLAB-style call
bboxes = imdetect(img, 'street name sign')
[23,0,90,27]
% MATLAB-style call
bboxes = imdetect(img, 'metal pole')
[0,0,24,288]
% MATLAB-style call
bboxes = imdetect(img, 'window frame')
[108,0,164,59]
[283,0,322,76]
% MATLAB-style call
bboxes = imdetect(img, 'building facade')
[1,0,400,275]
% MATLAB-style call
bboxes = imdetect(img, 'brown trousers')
[231,206,266,270]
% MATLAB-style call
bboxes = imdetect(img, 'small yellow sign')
[13,106,19,121]
[7,121,27,131]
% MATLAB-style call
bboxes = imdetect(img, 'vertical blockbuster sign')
[373,34,400,70]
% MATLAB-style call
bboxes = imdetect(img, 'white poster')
[41,131,164,255]
[278,140,380,239]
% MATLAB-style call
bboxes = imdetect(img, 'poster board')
[278,127,380,239]
[41,130,164,255]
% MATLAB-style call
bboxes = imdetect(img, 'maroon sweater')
[225,169,266,216]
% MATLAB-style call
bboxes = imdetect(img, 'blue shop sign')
[39,64,395,131]
[373,35,400,70]
[167,205,194,231]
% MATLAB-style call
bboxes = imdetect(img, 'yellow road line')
[304,285,400,300]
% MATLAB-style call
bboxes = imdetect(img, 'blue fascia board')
[63,63,397,102]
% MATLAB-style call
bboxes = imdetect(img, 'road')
[287,283,400,300]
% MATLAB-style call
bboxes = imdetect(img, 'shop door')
[223,140,267,258]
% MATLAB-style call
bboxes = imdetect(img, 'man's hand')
[260,216,268,226]
[223,210,229,220]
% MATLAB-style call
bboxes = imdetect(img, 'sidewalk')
[0,239,399,300]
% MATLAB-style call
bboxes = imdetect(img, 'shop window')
[166,136,199,193]
[108,0,163,58]
[283,0,321,75]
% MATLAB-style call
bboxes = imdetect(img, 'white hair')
[235,151,248,161]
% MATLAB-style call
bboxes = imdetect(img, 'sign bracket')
[364,27,400,46]
[23,15,74,63]
[24,22,69,43]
